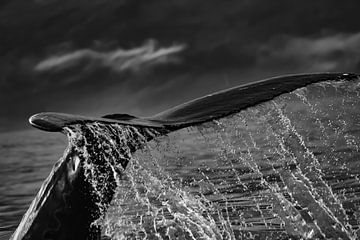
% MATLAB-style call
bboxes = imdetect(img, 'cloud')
[34,40,186,73]
[3,0,360,131]
[257,32,360,72]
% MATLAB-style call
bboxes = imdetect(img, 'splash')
[10,122,164,240]
[63,123,161,228]
[47,78,360,240]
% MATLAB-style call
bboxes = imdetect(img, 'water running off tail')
[10,73,360,240]
[101,78,360,239]
[10,123,163,240]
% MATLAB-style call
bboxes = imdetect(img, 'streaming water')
[53,78,359,240]
[4,78,359,240]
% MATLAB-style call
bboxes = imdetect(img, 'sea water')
[0,129,66,239]
[1,78,360,239]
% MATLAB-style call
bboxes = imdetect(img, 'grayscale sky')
[1,0,360,132]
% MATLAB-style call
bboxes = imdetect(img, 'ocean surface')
[1,79,360,239]
[0,129,67,238]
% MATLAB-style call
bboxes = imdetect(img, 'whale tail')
[12,73,359,240]
[29,73,358,133]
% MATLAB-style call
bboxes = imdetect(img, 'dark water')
[1,79,360,239]
[0,130,66,238]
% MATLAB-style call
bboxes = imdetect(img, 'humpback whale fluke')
[11,73,359,240]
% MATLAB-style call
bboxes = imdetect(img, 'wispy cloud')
[257,32,360,72]
[34,40,186,73]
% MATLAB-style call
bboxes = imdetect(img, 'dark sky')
[1,0,360,132]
